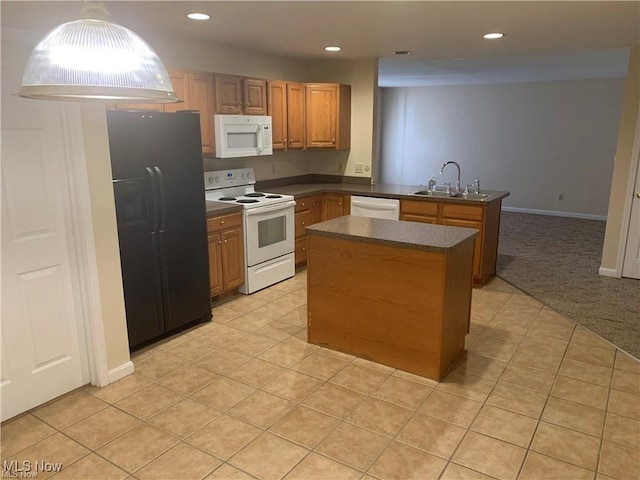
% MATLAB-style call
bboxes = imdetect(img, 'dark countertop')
[206,201,243,216]
[307,215,478,253]
[268,183,509,204]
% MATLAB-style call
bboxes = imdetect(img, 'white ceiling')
[2,1,638,86]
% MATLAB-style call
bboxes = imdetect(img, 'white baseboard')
[107,361,135,384]
[501,206,607,221]
[598,267,619,278]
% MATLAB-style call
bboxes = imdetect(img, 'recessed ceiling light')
[187,13,210,20]
[393,50,411,55]
[324,46,342,52]
[483,32,504,39]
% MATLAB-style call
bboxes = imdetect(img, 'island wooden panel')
[307,234,474,380]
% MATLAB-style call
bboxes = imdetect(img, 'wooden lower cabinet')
[207,212,244,296]
[323,193,350,220]
[295,193,345,266]
[401,199,502,286]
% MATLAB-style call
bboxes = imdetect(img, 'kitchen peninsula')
[306,215,478,381]
[265,182,509,286]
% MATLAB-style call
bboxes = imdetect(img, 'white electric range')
[204,168,296,294]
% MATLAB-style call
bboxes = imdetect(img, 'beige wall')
[79,105,131,371]
[601,47,640,270]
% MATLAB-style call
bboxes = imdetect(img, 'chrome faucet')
[440,161,461,193]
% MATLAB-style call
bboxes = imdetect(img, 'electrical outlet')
[355,163,364,173]
[558,193,564,200]
[364,165,370,172]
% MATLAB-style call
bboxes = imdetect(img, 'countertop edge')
[306,216,479,253]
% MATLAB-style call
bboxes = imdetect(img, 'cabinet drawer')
[295,196,313,213]
[401,213,439,224]
[401,199,439,217]
[295,237,308,265]
[207,212,243,233]
[441,203,484,221]
[295,210,312,237]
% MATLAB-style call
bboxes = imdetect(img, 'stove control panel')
[204,168,255,190]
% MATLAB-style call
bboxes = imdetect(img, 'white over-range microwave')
[214,114,273,158]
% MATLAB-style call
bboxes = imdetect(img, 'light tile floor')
[2,272,639,480]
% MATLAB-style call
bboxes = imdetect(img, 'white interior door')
[1,65,87,421]
[622,148,640,279]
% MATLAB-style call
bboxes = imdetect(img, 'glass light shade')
[19,18,178,103]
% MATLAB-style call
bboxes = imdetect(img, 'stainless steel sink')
[462,193,489,200]
[412,190,489,200]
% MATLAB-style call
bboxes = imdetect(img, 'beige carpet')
[496,211,639,359]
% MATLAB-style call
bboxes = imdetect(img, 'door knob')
[637,192,640,199]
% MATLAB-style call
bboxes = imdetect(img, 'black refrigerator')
[107,110,211,350]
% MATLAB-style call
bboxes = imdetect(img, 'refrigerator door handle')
[154,166,167,232]
[145,167,159,233]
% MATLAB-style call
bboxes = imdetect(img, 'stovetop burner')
[237,199,259,204]
[219,197,237,201]
[245,192,266,197]
[265,195,282,199]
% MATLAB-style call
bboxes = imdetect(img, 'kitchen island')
[306,215,478,381]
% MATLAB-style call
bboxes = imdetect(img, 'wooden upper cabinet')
[287,82,305,149]
[268,80,305,150]
[243,78,267,115]
[215,74,243,114]
[163,70,189,113]
[187,72,215,155]
[305,83,350,150]
[268,81,287,150]
[114,102,164,112]
[215,74,267,115]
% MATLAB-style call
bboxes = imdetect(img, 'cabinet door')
[208,233,223,296]
[268,81,287,150]
[441,218,483,278]
[188,73,215,155]
[287,82,305,149]
[310,195,323,224]
[215,74,243,114]
[305,84,337,148]
[323,194,346,220]
[163,70,189,113]
[243,78,267,115]
[221,227,245,290]
[295,237,307,265]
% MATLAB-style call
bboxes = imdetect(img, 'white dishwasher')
[350,196,400,220]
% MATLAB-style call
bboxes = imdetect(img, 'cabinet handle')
[332,138,336,144]
[302,221,305,225]
[224,239,227,243]
[338,202,342,206]
[246,102,250,108]
[302,247,306,251]
[218,241,222,245]
[220,220,224,225]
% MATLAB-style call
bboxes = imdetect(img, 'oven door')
[244,200,295,267]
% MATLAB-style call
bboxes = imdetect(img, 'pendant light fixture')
[18,1,178,103]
